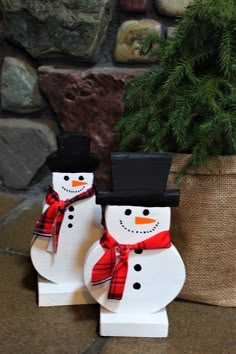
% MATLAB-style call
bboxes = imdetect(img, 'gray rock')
[0,0,113,61]
[155,0,193,17]
[1,57,47,113]
[167,26,177,39]
[0,119,57,189]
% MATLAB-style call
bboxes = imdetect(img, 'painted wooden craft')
[31,133,103,306]
[84,152,185,337]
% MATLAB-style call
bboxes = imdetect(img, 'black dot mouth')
[119,220,159,234]
[62,186,85,194]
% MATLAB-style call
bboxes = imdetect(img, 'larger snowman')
[84,152,185,337]
[31,133,103,306]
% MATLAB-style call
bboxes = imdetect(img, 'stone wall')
[0,0,191,190]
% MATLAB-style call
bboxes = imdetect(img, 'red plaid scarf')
[92,225,171,300]
[33,185,95,252]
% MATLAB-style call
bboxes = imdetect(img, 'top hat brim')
[96,189,180,207]
[47,152,100,173]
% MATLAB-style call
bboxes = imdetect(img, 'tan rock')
[155,0,193,17]
[167,26,177,39]
[114,20,162,63]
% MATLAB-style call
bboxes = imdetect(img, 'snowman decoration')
[31,133,103,306]
[84,152,185,337]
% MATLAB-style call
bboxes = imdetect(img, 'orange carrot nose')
[72,180,88,187]
[135,216,157,224]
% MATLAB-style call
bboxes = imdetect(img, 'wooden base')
[37,275,96,307]
[100,307,168,337]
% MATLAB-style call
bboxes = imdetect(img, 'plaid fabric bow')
[33,185,95,252]
[92,225,171,300]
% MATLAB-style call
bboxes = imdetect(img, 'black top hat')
[96,152,180,207]
[47,132,100,172]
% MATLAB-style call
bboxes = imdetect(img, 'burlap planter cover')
[168,154,236,307]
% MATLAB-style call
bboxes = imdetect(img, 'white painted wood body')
[84,205,186,314]
[37,275,95,306]
[31,172,103,285]
[100,306,168,337]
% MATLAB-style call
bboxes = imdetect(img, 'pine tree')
[116,0,236,178]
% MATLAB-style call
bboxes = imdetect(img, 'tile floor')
[0,192,235,354]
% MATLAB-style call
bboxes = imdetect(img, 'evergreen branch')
[139,33,164,56]
[116,0,236,180]
[218,30,235,78]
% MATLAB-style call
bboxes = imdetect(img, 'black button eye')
[79,176,84,181]
[64,176,69,181]
[125,209,132,216]
[143,209,149,216]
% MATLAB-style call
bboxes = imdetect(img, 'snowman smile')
[119,220,159,234]
[62,186,85,194]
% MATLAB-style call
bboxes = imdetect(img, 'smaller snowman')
[84,152,185,337]
[31,133,103,306]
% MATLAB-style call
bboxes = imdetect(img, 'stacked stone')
[0,0,192,189]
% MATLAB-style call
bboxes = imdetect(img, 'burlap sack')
[168,153,236,307]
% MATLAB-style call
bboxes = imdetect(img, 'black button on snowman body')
[84,153,185,315]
